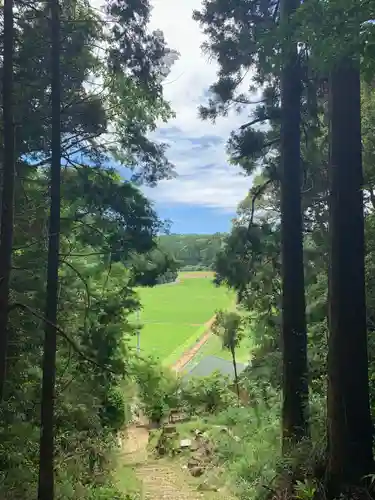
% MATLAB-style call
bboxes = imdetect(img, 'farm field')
[129,272,233,364]
[181,331,253,374]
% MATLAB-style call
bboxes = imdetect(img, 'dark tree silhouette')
[279,0,309,448]
[327,57,373,488]
[0,0,15,402]
[37,0,61,497]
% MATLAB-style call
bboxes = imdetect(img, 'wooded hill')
[158,233,226,270]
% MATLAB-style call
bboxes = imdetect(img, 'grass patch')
[130,275,234,363]
[162,322,209,366]
[164,404,281,500]
[182,334,253,374]
[113,460,141,499]
[135,323,197,362]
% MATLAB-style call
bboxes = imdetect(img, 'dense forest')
[158,233,225,270]
[0,0,178,498]
[2,0,375,499]
[198,0,375,496]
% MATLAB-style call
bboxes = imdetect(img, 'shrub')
[180,371,237,414]
[131,356,180,423]
[87,485,132,500]
[101,385,127,431]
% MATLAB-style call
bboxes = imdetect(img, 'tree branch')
[8,302,116,373]
[248,178,274,229]
[240,116,271,130]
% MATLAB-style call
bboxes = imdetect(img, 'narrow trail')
[120,425,225,500]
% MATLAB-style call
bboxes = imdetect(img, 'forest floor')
[117,423,232,500]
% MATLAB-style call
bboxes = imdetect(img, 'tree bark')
[327,58,373,489]
[280,0,309,450]
[0,0,15,402]
[231,346,240,400]
[37,0,61,498]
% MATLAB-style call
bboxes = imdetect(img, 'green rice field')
[129,272,234,364]
[181,331,253,374]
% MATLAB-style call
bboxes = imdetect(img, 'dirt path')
[171,315,216,373]
[120,425,224,500]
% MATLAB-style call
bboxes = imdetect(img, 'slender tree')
[0,0,15,402]
[279,0,309,448]
[212,311,244,400]
[327,56,373,488]
[37,0,61,497]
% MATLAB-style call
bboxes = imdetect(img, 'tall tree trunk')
[0,0,15,402]
[37,0,61,498]
[230,346,240,400]
[327,58,373,489]
[279,0,308,450]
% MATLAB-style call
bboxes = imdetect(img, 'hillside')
[158,233,226,271]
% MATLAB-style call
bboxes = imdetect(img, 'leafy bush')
[131,356,180,423]
[180,371,237,414]
[87,485,131,500]
[203,393,327,500]
[101,386,127,431]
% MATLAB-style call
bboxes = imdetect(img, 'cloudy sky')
[120,0,253,233]
[143,0,252,234]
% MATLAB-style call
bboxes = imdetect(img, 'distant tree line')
[158,233,226,271]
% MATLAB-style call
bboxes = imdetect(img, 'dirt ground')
[120,424,231,500]
[178,271,214,280]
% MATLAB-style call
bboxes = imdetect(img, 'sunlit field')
[129,273,233,364]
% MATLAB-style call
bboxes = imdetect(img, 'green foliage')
[158,233,226,270]
[0,0,179,497]
[87,485,125,500]
[207,403,282,499]
[193,0,375,495]
[192,391,327,500]
[132,355,237,421]
[131,356,180,423]
[130,247,179,287]
[101,386,127,431]
[212,310,244,352]
[180,372,237,414]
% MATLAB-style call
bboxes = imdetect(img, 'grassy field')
[129,273,233,364]
[181,332,253,374]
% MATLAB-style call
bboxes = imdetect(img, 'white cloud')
[144,166,248,212]
[146,0,253,211]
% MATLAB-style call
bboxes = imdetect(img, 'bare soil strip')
[179,272,214,279]
[171,315,216,373]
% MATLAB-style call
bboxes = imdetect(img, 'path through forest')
[119,424,230,500]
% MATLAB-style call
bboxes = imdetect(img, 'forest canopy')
[158,233,226,270]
